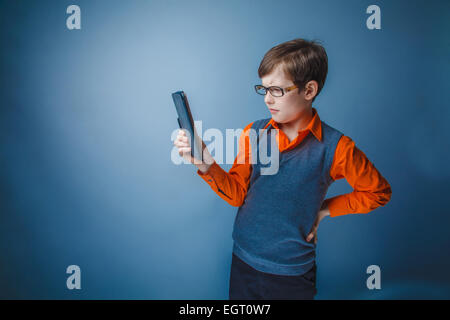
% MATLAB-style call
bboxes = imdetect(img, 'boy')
[173,38,392,300]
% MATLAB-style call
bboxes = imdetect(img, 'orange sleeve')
[326,135,392,217]
[196,122,254,207]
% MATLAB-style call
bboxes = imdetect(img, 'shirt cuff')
[197,162,221,185]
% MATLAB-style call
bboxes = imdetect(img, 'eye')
[269,87,283,97]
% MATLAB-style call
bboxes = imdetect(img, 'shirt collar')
[266,107,322,141]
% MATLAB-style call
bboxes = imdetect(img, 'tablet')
[172,91,203,161]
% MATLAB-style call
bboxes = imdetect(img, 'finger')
[179,146,191,152]
[182,136,190,145]
[176,133,190,144]
[307,225,317,235]
[175,139,189,147]
[178,147,191,155]
[307,227,318,241]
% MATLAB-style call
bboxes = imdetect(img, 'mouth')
[269,108,279,113]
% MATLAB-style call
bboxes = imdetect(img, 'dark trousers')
[229,253,317,300]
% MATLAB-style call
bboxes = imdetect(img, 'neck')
[279,107,313,134]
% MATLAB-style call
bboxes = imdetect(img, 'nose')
[264,91,275,105]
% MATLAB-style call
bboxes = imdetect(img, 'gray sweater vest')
[232,117,343,275]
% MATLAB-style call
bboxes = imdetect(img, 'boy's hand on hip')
[306,200,330,245]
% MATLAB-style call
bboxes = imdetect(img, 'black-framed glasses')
[254,84,298,97]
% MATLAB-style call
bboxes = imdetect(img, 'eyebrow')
[262,83,285,87]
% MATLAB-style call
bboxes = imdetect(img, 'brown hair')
[258,38,328,102]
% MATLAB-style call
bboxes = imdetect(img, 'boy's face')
[261,64,310,124]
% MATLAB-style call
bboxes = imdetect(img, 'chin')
[271,114,286,123]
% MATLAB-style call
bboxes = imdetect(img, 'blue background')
[1,0,449,299]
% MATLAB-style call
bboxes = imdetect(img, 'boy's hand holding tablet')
[172,91,215,173]
[174,129,215,173]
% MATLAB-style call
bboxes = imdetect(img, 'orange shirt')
[197,107,392,217]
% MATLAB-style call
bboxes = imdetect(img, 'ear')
[303,80,319,101]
